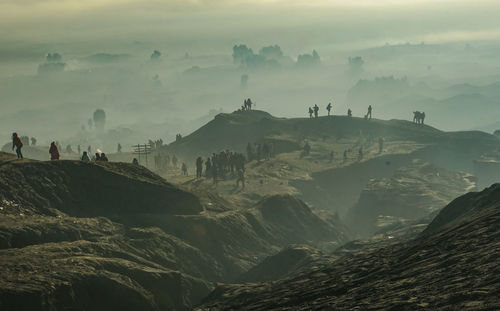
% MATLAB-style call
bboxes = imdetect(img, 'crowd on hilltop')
[308,103,374,120]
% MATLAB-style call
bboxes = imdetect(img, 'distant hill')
[162,109,458,161]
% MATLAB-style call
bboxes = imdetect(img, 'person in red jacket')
[49,141,60,160]
[12,133,23,159]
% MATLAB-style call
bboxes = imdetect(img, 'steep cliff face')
[346,159,475,236]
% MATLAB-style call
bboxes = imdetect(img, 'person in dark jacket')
[12,133,23,159]
[49,142,60,160]
[81,151,90,161]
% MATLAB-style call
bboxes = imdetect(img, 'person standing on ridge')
[49,142,60,160]
[81,151,90,161]
[308,107,313,118]
[367,105,372,119]
[12,133,23,159]
[326,103,332,116]
[313,104,319,118]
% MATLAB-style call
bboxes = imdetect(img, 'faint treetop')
[46,53,62,62]
[232,45,254,65]
[151,50,162,61]
[93,109,106,132]
[259,45,283,60]
[348,56,364,74]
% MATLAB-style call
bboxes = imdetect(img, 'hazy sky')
[2,0,500,49]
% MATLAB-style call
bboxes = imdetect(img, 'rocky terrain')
[198,184,500,310]
[1,110,499,310]
[345,159,476,237]
[0,152,347,310]
[164,110,496,237]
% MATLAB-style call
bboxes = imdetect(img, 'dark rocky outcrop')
[0,154,348,310]
[198,185,500,310]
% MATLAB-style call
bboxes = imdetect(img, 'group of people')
[154,153,178,171]
[413,111,426,124]
[307,104,373,119]
[241,98,254,111]
[246,142,274,161]
[194,150,246,188]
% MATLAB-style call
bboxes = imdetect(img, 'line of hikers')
[12,133,114,162]
[308,104,372,119]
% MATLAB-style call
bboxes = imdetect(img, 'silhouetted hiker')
[301,142,311,158]
[308,107,313,118]
[181,163,188,176]
[329,151,334,163]
[348,108,352,117]
[212,163,218,185]
[95,153,101,161]
[326,103,332,116]
[101,153,109,162]
[367,105,372,119]
[421,112,426,124]
[343,150,347,163]
[196,157,203,178]
[358,147,363,161]
[246,98,253,110]
[205,157,212,177]
[132,158,139,165]
[246,143,253,161]
[236,168,245,189]
[31,137,37,146]
[12,133,23,159]
[378,137,384,153]
[49,142,60,160]
[263,143,270,160]
[117,143,122,153]
[81,151,90,161]
[313,104,319,118]
[413,111,419,123]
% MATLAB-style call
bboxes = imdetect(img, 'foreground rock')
[198,185,500,310]
[0,154,348,310]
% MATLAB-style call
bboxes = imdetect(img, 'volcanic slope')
[0,153,347,310]
[163,110,496,237]
[163,110,497,167]
[198,184,500,310]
